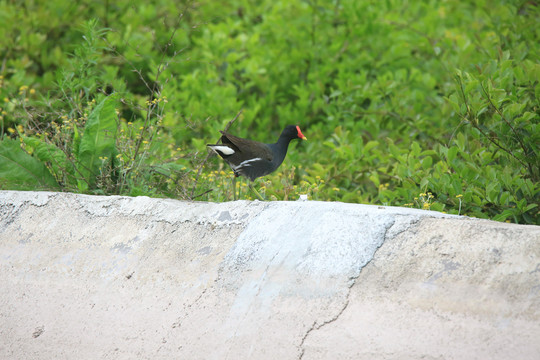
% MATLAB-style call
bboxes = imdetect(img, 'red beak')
[296,126,307,140]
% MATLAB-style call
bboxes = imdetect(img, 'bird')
[207,125,307,199]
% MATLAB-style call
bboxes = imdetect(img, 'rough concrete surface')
[0,190,539,360]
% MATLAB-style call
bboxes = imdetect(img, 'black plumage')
[207,125,307,181]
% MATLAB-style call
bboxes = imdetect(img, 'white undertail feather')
[208,145,235,155]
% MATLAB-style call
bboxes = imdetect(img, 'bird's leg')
[249,181,264,201]
[232,175,237,201]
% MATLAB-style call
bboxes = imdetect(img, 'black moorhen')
[207,125,307,199]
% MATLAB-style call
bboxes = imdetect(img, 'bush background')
[0,0,538,224]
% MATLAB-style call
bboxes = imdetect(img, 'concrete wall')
[1,191,539,359]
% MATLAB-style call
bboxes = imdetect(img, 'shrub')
[0,1,538,224]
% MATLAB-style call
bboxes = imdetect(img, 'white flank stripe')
[231,157,263,170]
[238,157,263,167]
[209,145,235,155]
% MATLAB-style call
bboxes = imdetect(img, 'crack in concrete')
[298,297,351,359]
[298,320,317,359]
[297,216,404,359]
[297,253,367,359]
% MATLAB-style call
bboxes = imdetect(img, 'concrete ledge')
[1,191,539,359]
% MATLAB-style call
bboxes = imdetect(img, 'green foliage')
[0,138,59,190]
[77,94,119,190]
[1,18,188,196]
[57,19,110,114]
[21,135,74,185]
[0,0,538,224]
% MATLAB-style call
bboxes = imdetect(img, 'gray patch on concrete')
[197,246,212,255]
[222,202,395,284]
[218,211,233,221]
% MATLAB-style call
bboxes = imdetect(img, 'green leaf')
[411,142,421,157]
[499,191,511,205]
[22,136,75,182]
[486,182,499,203]
[387,139,403,161]
[77,94,119,188]
[323,140,338,150]
[421,156,433,170]
[363,140,379,154]
[447,146,458,163]
[0,138,59,190]
[369,172,380,188]
[492,209,514,222]
[455,133,466,152]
